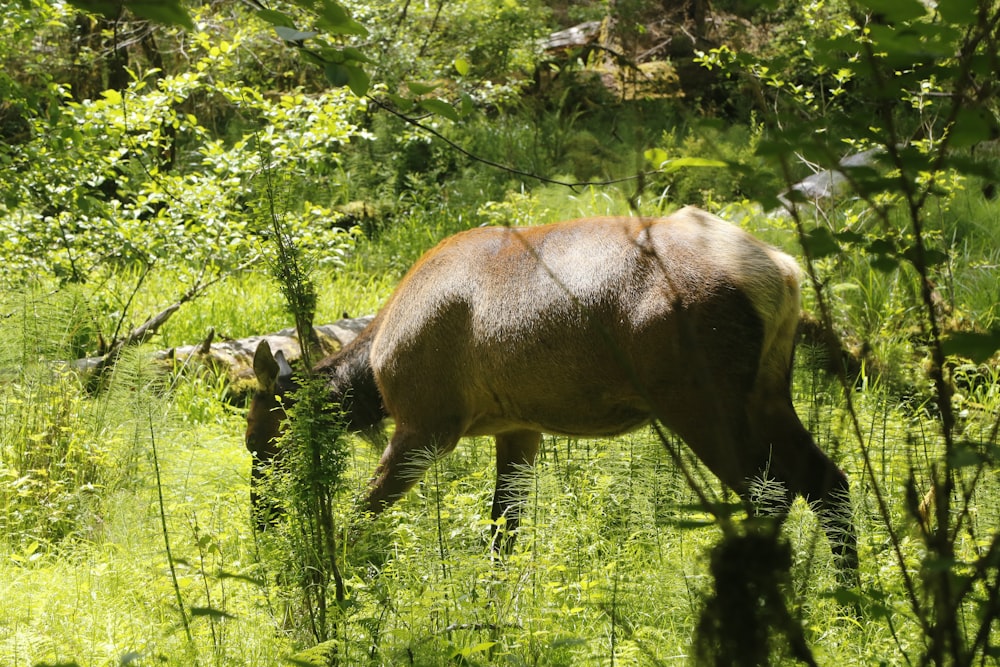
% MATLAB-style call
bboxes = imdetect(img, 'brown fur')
[248,206,857,580]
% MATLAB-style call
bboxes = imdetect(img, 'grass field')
[1,189,998,666]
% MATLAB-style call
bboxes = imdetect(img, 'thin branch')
[91,256,261,377]
[110,261,155,347]
[366,96,653,190]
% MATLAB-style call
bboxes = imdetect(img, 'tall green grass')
[2,122,998,665]
[0,356,997,665]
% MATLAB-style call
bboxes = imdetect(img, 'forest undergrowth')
[2,0,1000,664]
[2,184,998,666]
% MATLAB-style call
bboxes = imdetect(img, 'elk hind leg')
[491,430,541,552]
[754,396,858,584]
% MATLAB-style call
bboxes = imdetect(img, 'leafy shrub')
[476,190,552,227]
[0,22,369,284]
[650,121,781,206]
[355,0,550,83]
[0,371,116,545]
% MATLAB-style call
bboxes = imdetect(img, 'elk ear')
[253,341,280,392]
[273,349,293,380]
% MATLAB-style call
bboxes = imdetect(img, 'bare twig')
[91,256,261,377]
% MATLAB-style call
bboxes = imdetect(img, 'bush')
[651,121,781,206]
[0,22,369,283]
[0,371,115,545]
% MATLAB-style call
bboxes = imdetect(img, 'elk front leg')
[362,426,460,517]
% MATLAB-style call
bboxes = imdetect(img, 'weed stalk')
[149,410,193,646]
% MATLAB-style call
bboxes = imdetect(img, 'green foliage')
[647,121,780,206]
[352,0,549,84]
[0,357,997,665]
[1,0,999,664]
[0,16,367,284]
[0,370,113,545]
[247,97,358,646]
[280,384,352,505]
[0,288,118,545]
[65,0,195,30]
[699,1,1000,663]
[256,376,353,644]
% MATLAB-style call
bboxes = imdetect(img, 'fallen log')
[777,148,882,210]
[72,316,374,396]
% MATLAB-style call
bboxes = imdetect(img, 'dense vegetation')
[1,0,999,665]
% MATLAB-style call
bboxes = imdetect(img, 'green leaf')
[867,238,896,255]
[340,46,372,64]
[868,23,957,60]
[857,0,927,22]
[454,57,470,77]
[841,164,880,183]
[459,92,474,116]
[314,0,348,24]
[274,26,319,43]
[418,98,460,122]
[257,9,296,28]
[834,229,865,244]
[755,138,789,159]
[660,156,729,173]
[388,94,414,113]
[301,49,327,68]
[314,0,368,36]
[324,63,350,88]
[968,53,997,79]
[942,330,1000,363]
[938,0,978,24]
[782,188,810,204]
[948,107,996,149]
[900,245,948,268]
[124,0,194,29]
[64,0,119,16]
[755,192,782,211]
[870,254,900,273]
[406,81,439,96]
[452,641,497,658]
[101,88,123,104]
[813,35,867,68]
[802,226,840,259]
[926,248,949,266]
[944,154,1000,180]
[644,148,669,168]
[344,64,370,97]
[853,175,901,198]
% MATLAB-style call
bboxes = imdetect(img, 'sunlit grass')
[1,178,998,665]
[0,337,997,665]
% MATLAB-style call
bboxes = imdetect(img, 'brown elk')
[246,206,858,580]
